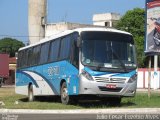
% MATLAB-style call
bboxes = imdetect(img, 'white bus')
[16,27,137,104]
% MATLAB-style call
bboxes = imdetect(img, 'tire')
[28,85,34,102]
[108,97,121,106]
[60,82,71,105]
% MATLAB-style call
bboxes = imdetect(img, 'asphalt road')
[0,109,160,120]
[1,114,160,120]
[0,114,98,120]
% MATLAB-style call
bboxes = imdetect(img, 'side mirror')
[76,37,81,48]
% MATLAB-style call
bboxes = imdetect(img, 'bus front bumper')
[79,76,137,97]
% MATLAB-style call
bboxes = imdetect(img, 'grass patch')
[0,87,160,109]
[0,87,15,97]
[121,93,160,108]
[0,88,82,109]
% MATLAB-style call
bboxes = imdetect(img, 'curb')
[0,108,160,114]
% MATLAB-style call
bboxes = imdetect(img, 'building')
[0,54,16,85]
[0,54,9,80]
[28,0,120,43]
[8,57,16,85]
[45,22,104,37]
[3,57,16,85]
[93,13,121,27]
[45,13,121,37]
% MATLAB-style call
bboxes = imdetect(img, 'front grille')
[94,77,110,82]
[98,86,122,92]
[94,77,126,83]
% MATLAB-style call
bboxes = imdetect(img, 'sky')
[0,0,145,44]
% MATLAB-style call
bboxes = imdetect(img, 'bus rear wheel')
[28,85,34,102]
[60,82,71,105]
[0,82,2,88]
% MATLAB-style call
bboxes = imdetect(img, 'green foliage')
[0,38,25,57]
[116,8,145,68]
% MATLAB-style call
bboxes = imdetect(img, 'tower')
[28,0,47,44]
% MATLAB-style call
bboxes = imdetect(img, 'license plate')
[106,84,117,89]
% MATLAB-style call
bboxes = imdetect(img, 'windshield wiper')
[95,63,104,71]
[111,49,127,72]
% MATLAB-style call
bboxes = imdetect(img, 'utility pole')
[154,55,158,90]
[148,56,151,98]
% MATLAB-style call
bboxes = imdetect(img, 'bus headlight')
[128,74,137,83]
[81,70,94,81]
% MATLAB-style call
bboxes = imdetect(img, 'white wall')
[137,68,160,89]
[45,22,102,37]
[93,13,121,27]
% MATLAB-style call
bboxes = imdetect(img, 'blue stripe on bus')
[84,67,136,77]
[21,70,59,95]
[17,70,39,88]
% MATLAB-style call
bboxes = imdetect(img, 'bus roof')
[19,27,132,51]
[74,27,131,35]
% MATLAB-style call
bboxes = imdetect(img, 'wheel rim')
[62,87,68,100]
[28,86,34,101]
[29,90,33,101]
[61,83,70,104]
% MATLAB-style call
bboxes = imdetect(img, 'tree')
[0,38,25,57]
[116,8,145,68]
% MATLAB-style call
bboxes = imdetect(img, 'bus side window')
[24,49,29,67]
[27,48,33,66]
[39,42,50,64]
[32,45,41,66]
[71,33,79,68]
[49,39,60,62]
[59,36,71,60]
[17,51,23,68]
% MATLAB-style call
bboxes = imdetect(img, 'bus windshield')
[81,31,137,72]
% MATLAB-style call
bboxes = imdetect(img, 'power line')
[0,34,48,37]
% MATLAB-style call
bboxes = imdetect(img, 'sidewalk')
[0,85,15,88]
[1,108,160,120]
[0,108,160,114]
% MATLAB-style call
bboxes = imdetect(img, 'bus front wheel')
[60,82,71,105]
[102,97,121,106]
[108,97,121,106]
[28,85,34,102]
